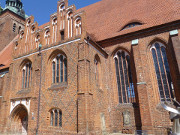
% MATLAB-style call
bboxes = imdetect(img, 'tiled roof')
[0,36,18,70]
[78,0,180,41]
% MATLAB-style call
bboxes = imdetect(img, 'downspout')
[36,44,42,135]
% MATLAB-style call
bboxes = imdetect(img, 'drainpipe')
[36,43,42,135]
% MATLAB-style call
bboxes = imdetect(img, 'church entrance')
[11,104,28,135]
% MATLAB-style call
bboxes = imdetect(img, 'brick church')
[0,0,180,134]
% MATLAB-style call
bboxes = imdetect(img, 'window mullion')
[22,69,25,88]
[25,65,28,88]
[125,56,131,103]
[161,47,174,99]
[156,46,170,101]
[120,53,127,103]
[118,55,124,103]
[160,47,172,100]
[56,57,59,83]
[118,54,125,103]
[122,54,130,103]
[115,58,122,103]
[153,48,165,101]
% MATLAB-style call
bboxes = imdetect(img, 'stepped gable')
[78,0,180,41]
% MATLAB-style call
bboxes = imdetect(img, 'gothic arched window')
[52,54,67,83]
[50,109,62,127]
[52,17,57,43]
[22,62,32,89]
[44,29,50,45]
[114,50,135,103]
[151,42,174,102]
[67,10,73,38]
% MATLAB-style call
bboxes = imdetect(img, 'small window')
[59,3,65,11]
[121,22,142,31]
[31,25,35,33]
[75,17,82,36]
[13,23,16,32]
[50,109,62,127]
[18,26,21,34]
[20,30,24,39]
[60,31,64,40]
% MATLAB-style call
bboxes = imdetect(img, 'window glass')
[114,51,135,103]
[151,42,174,101]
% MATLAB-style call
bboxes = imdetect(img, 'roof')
[0,36,18,70]
[39,22,50,29]
[78,0,180,41]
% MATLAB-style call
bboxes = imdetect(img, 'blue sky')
[0,0,100,25]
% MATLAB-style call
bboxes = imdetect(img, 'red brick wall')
[0,11,25,52]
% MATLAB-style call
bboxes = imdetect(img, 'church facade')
[0,0,180,134]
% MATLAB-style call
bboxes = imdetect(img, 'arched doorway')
[11,104,28,135]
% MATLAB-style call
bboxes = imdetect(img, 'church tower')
[0,0,26,52]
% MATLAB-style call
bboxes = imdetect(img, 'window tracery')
[151,42,174,101]
[52,54,67,83]
[22,62,32,89]
[114,50,135,103]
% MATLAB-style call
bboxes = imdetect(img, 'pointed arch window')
[67,10,73,38]
[114,50,135,103]
[151,42,174,102]
[22,62,32,89]
[52,54,67,83]
[75,17,82,36]
[35,34,40,48]
[45,29,50,45]
[52,17,57,43]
